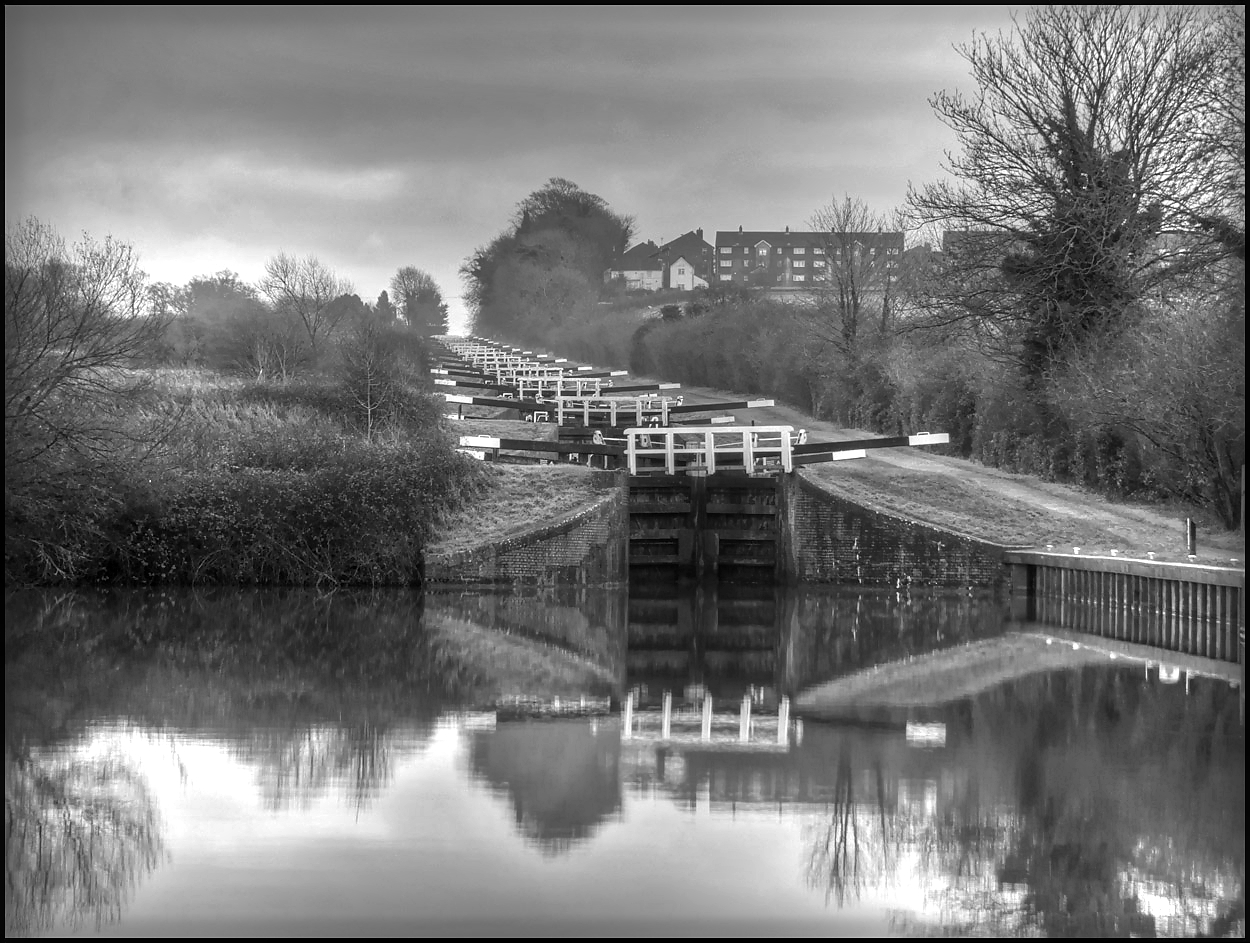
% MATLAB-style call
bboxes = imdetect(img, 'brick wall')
[780,473,1010,588]
[423,471,629,586]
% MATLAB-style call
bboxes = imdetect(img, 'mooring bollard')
[740,693,751,743]
[661,690,672,740]
[702,694,712,741]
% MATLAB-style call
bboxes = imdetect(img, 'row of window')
[717,245,902,257]
[718,259,825,268]
[717,274,812,282]
[719,246,822,255]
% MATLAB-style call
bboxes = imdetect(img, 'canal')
[5,584,1244,937]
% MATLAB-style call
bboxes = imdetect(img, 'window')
[677,267,686,276]
[719,260,732,268]
[793,260,806,268]
[813,247,824,255]
[793,247,805,255]
[719,274,732,281]
[757,246,770,257]
[793,275,806,282]
[719,247,732,254]
[813,259,825,268]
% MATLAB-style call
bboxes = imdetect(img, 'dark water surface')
[5,585,1244,937]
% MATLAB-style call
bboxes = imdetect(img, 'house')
[605,230,714,292]
[713,227,904,286]
[655,229,714,290]
[604,241,664,292]
[664,255,708,292]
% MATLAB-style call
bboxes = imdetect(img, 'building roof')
[657,229,713,266]
[611,241,663,272]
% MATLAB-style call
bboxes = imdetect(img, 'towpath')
[664,381,1243,567]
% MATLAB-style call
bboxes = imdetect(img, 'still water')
[5,585,1244,937]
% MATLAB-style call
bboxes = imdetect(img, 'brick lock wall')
[781,473,1009,588]
[423,472,629,586]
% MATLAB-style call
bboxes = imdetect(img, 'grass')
[424,613,618,702]
[427,464,609,556]
[449,418,559,440]
[807,461,1245,564]
[793,634,1112,714]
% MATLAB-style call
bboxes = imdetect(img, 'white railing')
[625,425,795,475]
[556,396,677,428]
[494,364,565,383]
[515,375,605,399]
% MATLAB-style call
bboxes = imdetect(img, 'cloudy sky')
[6,5,1022,330]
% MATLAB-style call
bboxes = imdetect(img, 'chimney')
[738,225,743,233]
[785,225,790,233]
[697,228,703,240]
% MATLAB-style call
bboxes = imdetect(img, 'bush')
[115,439,486,586]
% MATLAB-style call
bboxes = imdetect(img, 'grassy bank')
[5,368,489,587]
[426,464,608,556]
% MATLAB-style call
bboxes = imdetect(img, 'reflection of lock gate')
[621,690,795,750]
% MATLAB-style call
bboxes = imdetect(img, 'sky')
[6,5,1024,332]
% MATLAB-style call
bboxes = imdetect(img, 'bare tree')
[337,318,400,441]
[5,218,169,491]
[907,5,1222,378]
[1190,5,1245,262]
[259,253,352,352]
[220,303,307,382]
[808,195,902,352]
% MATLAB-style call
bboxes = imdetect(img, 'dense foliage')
[5,220,481,586]
[461,178,634,339]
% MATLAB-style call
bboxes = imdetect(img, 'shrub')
[115,439,486,586]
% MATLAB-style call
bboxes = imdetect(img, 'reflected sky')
[25,719,893,937]
[12,666,1243,938]
[6,587,1243,936]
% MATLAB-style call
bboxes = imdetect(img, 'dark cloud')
[6,5,1021,327]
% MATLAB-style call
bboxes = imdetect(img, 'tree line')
[464,6,1245,529]
[4,221,477,585]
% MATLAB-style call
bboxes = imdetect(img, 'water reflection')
[4,584,1243,937]
[6,746,164,937]
[468,719,622,853]
[621,665,1244,937]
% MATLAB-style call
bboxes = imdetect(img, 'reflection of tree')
[5,749,164,937]
[238,723,402,813]
[6,588,445,817]
[468,721,621,853]
[799,666,1243,938]
[804,746,895,907]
